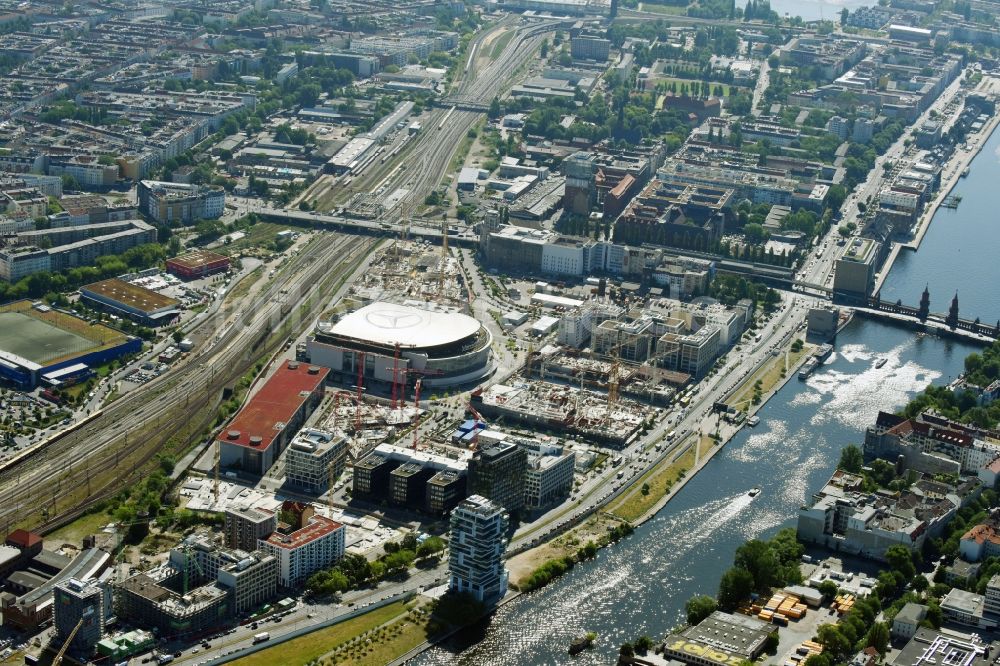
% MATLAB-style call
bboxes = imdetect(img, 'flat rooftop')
[840,237,877,263]
[218,361,329,451]
[893,628,998,666]
[81,278,179,314]
[326,301,481,349]
[262,515,341,550]
[166,250,229,271]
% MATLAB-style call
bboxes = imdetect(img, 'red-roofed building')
[218,361,329,475]
[5,530,42,553]
[961,509,1000,562]
[258,501,345,587]
[166,250,230,280]
[865,410,1000,478]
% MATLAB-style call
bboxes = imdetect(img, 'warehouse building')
[218,361,329,475]
[659,611,773,664]
[80,278,181,327]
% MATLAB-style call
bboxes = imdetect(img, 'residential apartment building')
[284,429,348,494]
[570,33,611,61]
[258,502,345,587]
[0,219,157,281]
[891,603,927,642]
[656,325,721,377]
[864,410,1000,479]
[0,245,49,281]
[137,180,225,225]
[960,510,1000,562]
[449,495,509,606]
[169,534,278,615]
[47,157,119,189]
[558,302,625,348]
[797,469,979,561]
[224,506,277,552]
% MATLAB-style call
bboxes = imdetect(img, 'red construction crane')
[467,399,485,450]
[412,378,423,449]
[394,367,443,449]
[389,343,401,410]
[352,351,367,431]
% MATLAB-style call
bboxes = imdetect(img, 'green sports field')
[0,311,102,365]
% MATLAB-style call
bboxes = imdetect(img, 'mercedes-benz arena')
[306,301,493,389]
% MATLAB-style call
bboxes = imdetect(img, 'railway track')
[0,20,556,535]
[0,233,376,534]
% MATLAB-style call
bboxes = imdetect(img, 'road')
[173,565,448,666]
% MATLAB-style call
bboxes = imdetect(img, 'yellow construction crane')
[438,219,449,302]
[53,618,83,665]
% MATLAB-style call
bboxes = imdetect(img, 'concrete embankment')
[873,102,1000,294]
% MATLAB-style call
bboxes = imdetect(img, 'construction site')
[331,238,467,312]
[527,344,691,407]
[472,377,651,449]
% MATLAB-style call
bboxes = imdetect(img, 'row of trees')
[900,338,1000,428]
[306,534,445,596]
[0,243,166,305]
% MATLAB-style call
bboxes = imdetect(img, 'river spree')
[413,320,979,665]
[879,125,1000,324]
[770,0,869,23]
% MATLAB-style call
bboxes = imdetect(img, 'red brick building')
[166,250,230,280]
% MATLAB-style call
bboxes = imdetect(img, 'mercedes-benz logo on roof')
[365,310,424,330]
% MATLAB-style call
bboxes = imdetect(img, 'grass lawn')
[729,343,810,411]
[231,601,416,666]
[490,30,515,60]
[225,266,262,304]
[218,223,288,256]
[641,2,686,14]
[46,509,113,547]
[62,381,91,403]
[320,606,432,665]
[607,437,703,523]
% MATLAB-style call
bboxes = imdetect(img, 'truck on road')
[253,632,270,644]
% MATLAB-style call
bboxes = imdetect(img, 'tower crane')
[53,618,83,665]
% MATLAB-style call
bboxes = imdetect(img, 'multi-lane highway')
[0,233,376,535]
